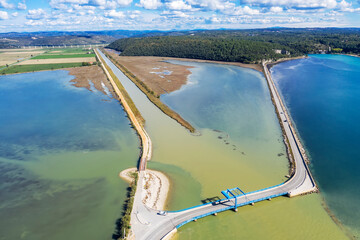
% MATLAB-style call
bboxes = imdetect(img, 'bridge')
[96,50,317,240]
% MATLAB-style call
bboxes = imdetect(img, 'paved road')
[98,50,317,240]
[95,49,152,171]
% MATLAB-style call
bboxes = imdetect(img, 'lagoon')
[272,54,360,238]
[0,70,139,239]
[99,51,347,239]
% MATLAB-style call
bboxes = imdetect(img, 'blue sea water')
[0,70,139,239]
[271,54,360,238]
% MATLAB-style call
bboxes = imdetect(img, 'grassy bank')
[102,49,195,133]
[0,62,84,74]
[96,51,145,126]
[113,172,138,239]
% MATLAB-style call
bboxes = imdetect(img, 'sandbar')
[120,168,170,210]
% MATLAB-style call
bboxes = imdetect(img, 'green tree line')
[107,28,360,63]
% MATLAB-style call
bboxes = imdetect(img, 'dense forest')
[108,28,360,63]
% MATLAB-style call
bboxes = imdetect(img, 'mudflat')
[67,65,115,97]
[105,50,264,96]
[105,50,193,95]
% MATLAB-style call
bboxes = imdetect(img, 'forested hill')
[107,28,360,64]
[107,36,296,63]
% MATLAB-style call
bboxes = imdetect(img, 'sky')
[0,0,359,32]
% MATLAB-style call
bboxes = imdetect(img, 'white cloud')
[269,6,283,12]
[166,0,192,10]
[105,9,125,18]
[336,0,360,12]
[0,10,8,19]
[103,0,118,8]
[136,0,162,9]
[12,11,18,17]
[117,0,133,6]
[0,0,14,9]
[338,0,351,8]
[72,4,96,10]
[27,8,47,20]
[128,10,141,18]
[161,10,189,17]
[197,0,235,11]
[238,5,260,14]
[51,0,89,4]
[25,19,44,26]
[17,2,26,10]
[242,0,338,9]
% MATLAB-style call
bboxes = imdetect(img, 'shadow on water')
[112,186,132,240]
[201,196,222,204]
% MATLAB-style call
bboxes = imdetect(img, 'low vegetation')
[97,51,145,126]
[46,48,94,54]
[102,49,195,132]
[0,62,83,74]
[32,53,96,59]
[113,172,138,240]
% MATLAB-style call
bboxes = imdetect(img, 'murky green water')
[99,51,348,239]
[0,71,139,239]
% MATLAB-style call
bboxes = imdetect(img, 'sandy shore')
[120,168,170,210]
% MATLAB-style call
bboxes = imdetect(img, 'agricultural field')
[0,49,45,66]
[44,48,94,54]
[0,63,84,74]
[0,47,98,74]
[32,53,96,59]
[18,47,96,65]
[21,57,96,65]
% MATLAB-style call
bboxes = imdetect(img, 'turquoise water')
[0,71,139,239]
[271,54,360,238]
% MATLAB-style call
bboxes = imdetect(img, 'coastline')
[120,168,170,210]
[158,57,264,73]
[264,59,311,166]
[266,55,308,69]
[263,60,317,196]
[265,58,356,239]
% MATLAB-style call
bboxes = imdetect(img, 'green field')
[0,63,83,74]
[32,54,95,59]
[46,48,94,54]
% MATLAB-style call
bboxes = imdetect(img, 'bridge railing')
[175,192,288,229]
[168,182,289,214]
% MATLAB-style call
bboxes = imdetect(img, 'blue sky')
[0,0,359,32]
